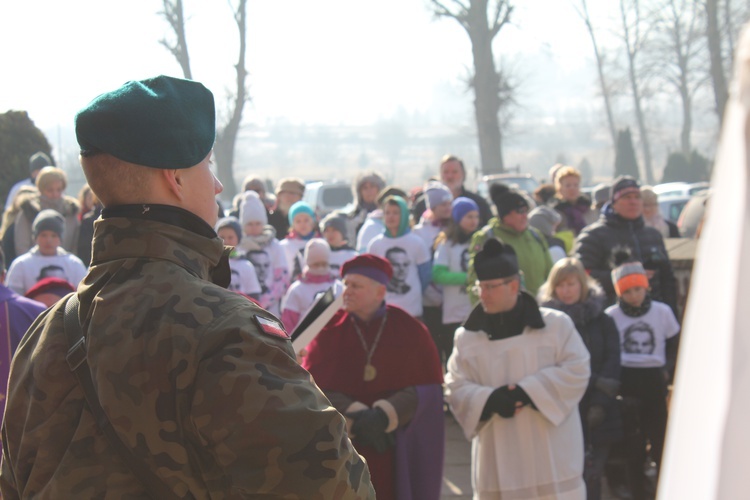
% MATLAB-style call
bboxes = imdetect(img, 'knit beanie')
[240,190,267,226]
[451,197,479,224]
[490,183,529,219]
[215,216,242,242]
[32,209,65,239]
[276,178,305,197]
[304,238,331,274]
[320,212,348,239]
[29,151,53,174]
[288,201,316,225]
[474,238,519,281]
[611,176,640,203]
[592,183,611,205]
[355,171,386,196]
[611,260,649,296]
[424,181,453,210]
[528,206,562,237]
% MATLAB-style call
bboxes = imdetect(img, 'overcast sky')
[1,1,616,130]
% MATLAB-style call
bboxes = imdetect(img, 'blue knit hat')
[288,201,316,225]
[451,197,479,224]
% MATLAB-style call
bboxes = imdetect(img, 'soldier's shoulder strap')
[63,294,182,500]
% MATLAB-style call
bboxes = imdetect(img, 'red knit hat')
[24,277,75,301]
[341,254,393,285]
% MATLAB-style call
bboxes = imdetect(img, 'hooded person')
[236,190,289,316]
[5,209,87,296]
[302,254,444,500]
[320,212,358,273]
[280,238,343,332]
[214,216,261,299]
[467,183,553,301]
[356,186,408,254]
[279,200,320,281]
[342,171,386,245]
[366,195,432,318]
[528,205,567,263]
[13,166,81,257]
[446,238,590,500]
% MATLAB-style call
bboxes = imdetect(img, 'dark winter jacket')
[549,195,594,236]
[542,286,622,445]
[573,204,677,313]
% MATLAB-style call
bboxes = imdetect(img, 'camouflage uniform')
[0,205,374,499]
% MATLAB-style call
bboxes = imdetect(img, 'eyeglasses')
[472,278,515,294]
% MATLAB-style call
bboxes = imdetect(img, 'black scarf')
[618,294,652,317]
[464,291,545,341]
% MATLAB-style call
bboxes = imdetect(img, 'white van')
[302,181,354,220]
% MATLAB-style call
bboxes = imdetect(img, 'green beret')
[75,75,215,169]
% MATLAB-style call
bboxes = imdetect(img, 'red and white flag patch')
[254,315,290,340]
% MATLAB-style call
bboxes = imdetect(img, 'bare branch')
[490,2,514,38]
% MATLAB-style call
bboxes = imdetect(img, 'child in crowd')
[605,254,680,500]
[280,201,319,281]
[528,205,567,263]
[320,212,358,274]
[538,258,622,500]
[215,216,261,301]
[236,191,289,317]
[367,195,431,319]
[412,181,453,248]
[432,197,480,367]
[280,238,343,332]
[6,209,87,296]
[355,186,408,254]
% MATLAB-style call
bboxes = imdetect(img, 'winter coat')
[574,205,678,313]
[13,192,80,256]
[541,287,623,446]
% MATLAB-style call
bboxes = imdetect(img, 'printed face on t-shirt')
[623,322,656,354]
[386,248,410,283]
[248,251,271,282]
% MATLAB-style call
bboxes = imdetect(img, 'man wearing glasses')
[446,238,590,500]
[467,183,553,301]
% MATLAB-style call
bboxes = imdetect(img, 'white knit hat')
[304,238,331,266]
[240,190,267,226]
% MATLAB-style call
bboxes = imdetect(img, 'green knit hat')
[75,75,215,169]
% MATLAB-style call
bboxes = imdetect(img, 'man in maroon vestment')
[302,254,445,500]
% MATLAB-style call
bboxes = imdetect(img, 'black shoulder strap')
[63,295,182,500]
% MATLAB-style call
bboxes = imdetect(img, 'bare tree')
[430,0,514,174]
[159,0,248,199]
[213,0,248,199]
[651,0,707,155]
[159,0,192,79]
[574,0,618,149]
[705,0,729,121]
[619,0,656,184]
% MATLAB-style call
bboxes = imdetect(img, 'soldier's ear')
[161,169,185,201]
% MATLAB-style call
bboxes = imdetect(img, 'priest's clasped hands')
[348,407,395,453]
[483,384,533,419]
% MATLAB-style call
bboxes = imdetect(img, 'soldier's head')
[75,75,222,227]
[341,254,392,321]
[473,238,521,314]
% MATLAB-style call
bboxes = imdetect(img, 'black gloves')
[481,385,534,420]
[587,405,606,428]
[349,407,394,453]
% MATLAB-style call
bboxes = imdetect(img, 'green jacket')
[0,205,373,499]
[467,218,553,302]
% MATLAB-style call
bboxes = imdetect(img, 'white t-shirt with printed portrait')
[605,300,680,368]
[434,239,472,324]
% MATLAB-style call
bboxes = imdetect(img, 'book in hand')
[291,287,343,352]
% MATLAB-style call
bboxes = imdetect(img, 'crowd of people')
[0,74,685,500]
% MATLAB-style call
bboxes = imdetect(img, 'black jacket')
[542,287,622,445]
[574,204,677,314]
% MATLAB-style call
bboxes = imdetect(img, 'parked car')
[302,180,354,220]
[677,190,710,238]
[659,195,691,223]
[653,181,709,198]
[476,173,540,201]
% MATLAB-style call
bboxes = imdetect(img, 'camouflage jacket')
[0,204,374,499]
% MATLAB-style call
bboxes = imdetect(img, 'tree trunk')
[621,0,655,184]
[580,0,617,149]
[214,0,248,200]
[706,0,729,122]
[467,2,504,174]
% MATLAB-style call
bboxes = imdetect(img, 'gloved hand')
[483,386,517,419]
[349,408,392,453]
[508,385,533,409]
[587,405,606,428]
[595,377,620,398]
